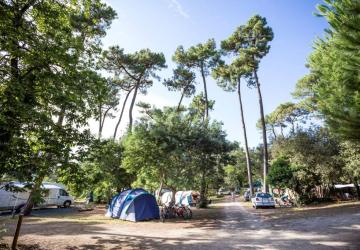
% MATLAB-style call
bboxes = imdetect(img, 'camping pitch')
[106,188,160,222]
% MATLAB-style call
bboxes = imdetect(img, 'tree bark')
[22,174,44,216]
[128,84,139,132]
[354,177,360,200]
[199,167,207,208]
[113,88,133,139]
[280,125,284,137]
[237,78,253,197]
[253,70,269,193]
[271,125,277,140]
[98,104,102,139]
[200,65,209,120]
[177,89,185,112]
[100,106,112,139]
[157,176,164,204]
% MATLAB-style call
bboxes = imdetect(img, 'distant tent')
[106,188,159,222]
[175,191,198,206]
[161,191,173,205]
[160,190,199,206]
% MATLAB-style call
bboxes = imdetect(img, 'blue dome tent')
[106,188,159,222]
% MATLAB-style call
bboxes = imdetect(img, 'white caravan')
[0,181,74,213]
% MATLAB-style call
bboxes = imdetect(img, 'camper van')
[0,181,74,213]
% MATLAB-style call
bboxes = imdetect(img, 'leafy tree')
[221,15,274,192]
[224,164,246,190]
[214,36,256,196]
[123,105,232,207]
[271,128,343,203]
[340,141,360,199]
[294,0,360,140]
[267,157,294,190]
[258,102,310,140]
[173,39,221,119]
[163,65,196,111]
[123,107,195,200]
[0,0,116,215]
[188,93,215,122]
[101,46,167,134]
[59,139,134,203]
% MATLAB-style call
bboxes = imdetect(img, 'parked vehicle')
[251,192,276,209]
[243,190,251,201]
[217,188,231,195]
[0,181,74,213]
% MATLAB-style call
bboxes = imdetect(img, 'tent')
[161,190,199,206]
[106,188,159,222]
[175,191,193,206]
[161,191,173,205]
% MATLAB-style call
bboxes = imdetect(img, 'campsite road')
[1,198,360,249]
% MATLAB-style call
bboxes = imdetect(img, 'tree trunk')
[128,85,139,132]
[237,78,253,197]
[98,104,102,139]
[199,168,207,208]
[113,88,133,139]
[290,120,295,134]
[177,90,185,112]
[157,174,164,204]
[271,125,277,141]
[280,125,284,137]
[22,175,44,216]
[353,177,360,200]
[171,188,176,204]
[99,106,112,139]
[200,65,209,120]
[254,70,269,193]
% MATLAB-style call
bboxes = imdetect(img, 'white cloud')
[168,0,190,19]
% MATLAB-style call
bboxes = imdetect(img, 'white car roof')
[8,182,65,190]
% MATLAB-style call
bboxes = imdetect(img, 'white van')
[0,181,74,213]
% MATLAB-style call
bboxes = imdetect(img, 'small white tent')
[160,190,199,206]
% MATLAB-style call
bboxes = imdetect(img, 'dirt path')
[1,199,359,249]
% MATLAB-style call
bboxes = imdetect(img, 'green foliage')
[295,0,360,140]
[267,158,294,189]
[220,15,273,75]
[340,141,360,181]
[224,164,244,190]
[173,39,221,75]
[258,102,310,139]
[58,139,133,202]
[123,105,233,204]
[173,39,222,118]
[0,0,116,214]
[271,128,343,203]
[163,65,196,109]
[102,47,167,92]
[101,46,167,132]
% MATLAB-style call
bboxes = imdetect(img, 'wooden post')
[11,214,23,250]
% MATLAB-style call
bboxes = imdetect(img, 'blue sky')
[96,0,328,147]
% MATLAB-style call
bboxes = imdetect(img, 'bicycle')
[160,203,176,222]
[160,203,192,222]
[174,204,192,220]
[275,198,294,208]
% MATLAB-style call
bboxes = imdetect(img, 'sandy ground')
[1,198,359,249]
